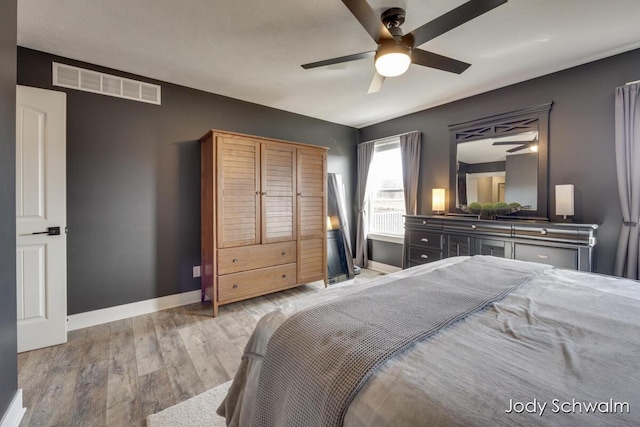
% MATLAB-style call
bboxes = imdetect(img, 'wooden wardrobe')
[200,130,328,316]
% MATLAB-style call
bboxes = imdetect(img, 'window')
[367,138,405,236]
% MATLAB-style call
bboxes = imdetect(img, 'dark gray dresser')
[404,215,597,272]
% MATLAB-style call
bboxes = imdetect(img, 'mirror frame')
[448,102,553,218]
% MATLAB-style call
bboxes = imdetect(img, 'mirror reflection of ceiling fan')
[492,140,539,153]
[301,0,508,93]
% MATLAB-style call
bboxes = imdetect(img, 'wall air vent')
[52,62,161,105]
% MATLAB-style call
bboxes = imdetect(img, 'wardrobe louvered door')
[262,143,296,243]
[297,147,327,283]
[217,135,260,248]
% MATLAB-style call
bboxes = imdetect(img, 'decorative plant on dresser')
[200,130,328,316]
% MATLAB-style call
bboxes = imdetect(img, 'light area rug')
[146,380,231,427]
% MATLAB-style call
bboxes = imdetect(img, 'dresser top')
[405,215,598,230]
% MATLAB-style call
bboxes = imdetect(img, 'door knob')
[32,226,61,236]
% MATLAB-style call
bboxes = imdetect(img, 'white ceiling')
[17,0,640,128]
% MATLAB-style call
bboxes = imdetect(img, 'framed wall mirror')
[448,102,552,218]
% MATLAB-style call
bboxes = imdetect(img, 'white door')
[16,85,67,353]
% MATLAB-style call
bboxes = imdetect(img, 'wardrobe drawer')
[218,241,296,275]
[217,263,297,303]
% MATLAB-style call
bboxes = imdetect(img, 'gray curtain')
[399,131,421,215]
[614,83,640,279]
[355,141,375,267]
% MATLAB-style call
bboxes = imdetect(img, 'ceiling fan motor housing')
[381,7,406,29]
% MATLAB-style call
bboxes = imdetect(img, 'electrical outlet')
[193,265,201,278]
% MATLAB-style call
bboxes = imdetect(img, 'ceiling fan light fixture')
[375,43,411,77]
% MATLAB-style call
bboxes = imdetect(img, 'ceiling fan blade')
[506,145,530,153]
[301,51,375,70]
[405,0,507,48]
[492,140,531,146]
[367,72,385,94]
[412,49,471,74]
[342,0,393,42]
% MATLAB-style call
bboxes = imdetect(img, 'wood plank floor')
[18,269,383,427]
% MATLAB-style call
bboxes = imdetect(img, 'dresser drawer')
[409,230,443,250]
[218,263,297,304]
[405,216,444,229]
[444,220,511,237]
[218,241,296,275]
[408,247,444,265]
[514,244,577,269]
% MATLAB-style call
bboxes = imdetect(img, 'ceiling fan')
[301,0,508,93]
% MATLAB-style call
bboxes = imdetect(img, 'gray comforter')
[218,256,640,426]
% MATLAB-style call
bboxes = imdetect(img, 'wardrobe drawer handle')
[232,284,238,289]
[471,224,477,229]
[540,229,548,235]
[282,274,287,278]
[422,220,426,225]
[232,258,238,263]
[420,254,429,259]
[421,238,429,243]
[282,251,286,256]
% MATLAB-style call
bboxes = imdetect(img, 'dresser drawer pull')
[232,258,238,263]
[421,254,429,259]
[420,238,429,243]
[540,229,548,235]
[282,251,286,256]
[471,224,477,229]
[282,274,287,278]
[537,254,549,259]
[422,220,426,225]
[232,284,239,289]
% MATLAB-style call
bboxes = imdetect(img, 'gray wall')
[0,0,18,417]
[368,240,403,268]
[361,48,640,275]
[17,48,358,315]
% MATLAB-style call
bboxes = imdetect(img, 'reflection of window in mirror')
[456,131,538,209]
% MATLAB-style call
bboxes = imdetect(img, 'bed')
[217,256,640,426]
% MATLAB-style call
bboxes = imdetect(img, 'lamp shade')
[555,184,574,217]
[432,188,446,213]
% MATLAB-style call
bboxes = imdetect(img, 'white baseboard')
[67,290,202,331]
[0,389,25,427]
[367,260,402,274]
